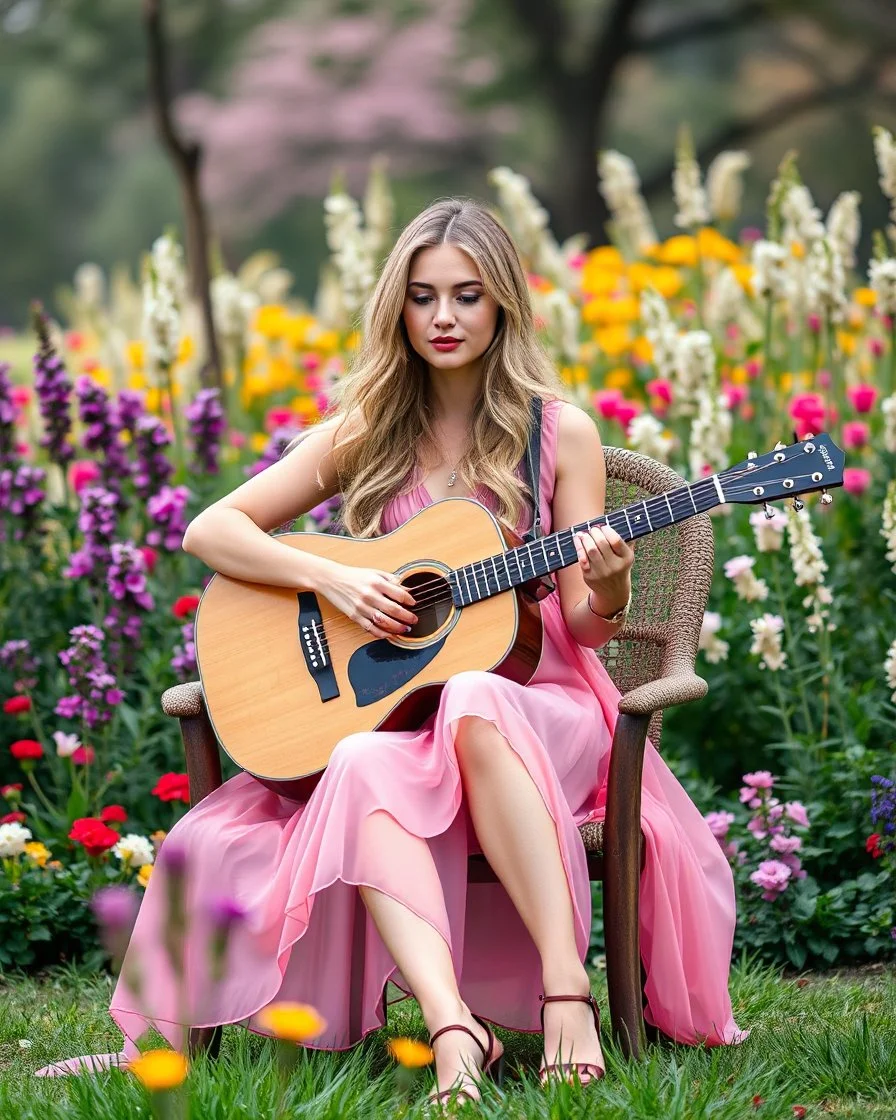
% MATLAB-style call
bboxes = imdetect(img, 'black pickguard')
[347,636,447,707]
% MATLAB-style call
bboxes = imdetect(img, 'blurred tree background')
[2,0,896,327]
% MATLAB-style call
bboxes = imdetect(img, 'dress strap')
[521,396,544,545]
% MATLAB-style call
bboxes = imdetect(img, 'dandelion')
[388,1038,434,1067]
[749,614,787,671]
[127,1049,189,1091]
[257,1001,327,1043]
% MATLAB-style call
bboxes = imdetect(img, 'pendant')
[447,469,457,487]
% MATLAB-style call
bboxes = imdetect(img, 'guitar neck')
[448,473,724,607]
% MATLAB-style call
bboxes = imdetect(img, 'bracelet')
[587,590,630,625]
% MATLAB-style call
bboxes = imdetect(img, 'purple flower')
[64,485,118,582]
[750,859,792,900]
[115,389,146,435]
[146,484,192,551]
[31,304,75,468]
[770,833,802,855]
[743,770,775,790]
[55,624,124,728]
[308,494,344,534]
[171,620,197,681]
[131,415,174,500]
[0,462,46,544]
[0,362,18,468]
[104,542,155,666]
[185,388,227,475]
[91,884,140,967]
[704,811,735,841]
[0,639,39,690]
[245,426,300,478]
[207,895,248,930]
[75,376,131,495]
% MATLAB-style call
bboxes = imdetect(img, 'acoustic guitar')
[194,434,845,797]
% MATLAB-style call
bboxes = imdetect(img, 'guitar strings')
[302,466,825,651]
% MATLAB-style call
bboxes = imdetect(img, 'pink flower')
[230,430,248,448]
[704,811,735,840]
[747,817,768,840]
[739,786,757,804]
[784,801,810,828]
[302,353,321,372]
[843,467,871,496]
[722,384,747,409]
[68,460,101,495]
[744,358,762,379]
[846,383,877,413]
[138,546,159,574]
[807,313,822,334]
[750,858,792,900]
[743,770,775,789]
[645,378,673,404]
[305,373,323,392]
[868,337,885,358]
[724,555,754,579]
[770,834,802,855]
[842,421,869,450]
[592,388,623,420]
[265,406,296,433]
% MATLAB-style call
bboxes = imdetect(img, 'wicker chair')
[160,446,714,1062]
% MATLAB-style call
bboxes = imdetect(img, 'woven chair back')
[597,447,715,748]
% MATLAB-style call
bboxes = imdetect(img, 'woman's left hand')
[573,524,634,615]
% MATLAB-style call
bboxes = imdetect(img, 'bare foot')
[539,993,605,1086]
[426,1009,501,1106]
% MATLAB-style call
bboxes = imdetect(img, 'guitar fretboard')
[448,474,723,607]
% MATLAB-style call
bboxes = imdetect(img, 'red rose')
[72,745,96,765]
[1,811,26,824]
[1,783,23,798]
[3,696,31,715]
[100,804,128,824]
[172,595,201,619]
[10,739,43,760]
[866,833,883,859]
[68,817,120,857]
[752,1097,764,1109]
[152,772,190,803]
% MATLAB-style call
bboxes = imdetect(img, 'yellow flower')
[594,325,632,357]
[126,340,145,369]
[311,329,340,353]
[583,296,639,326]
[731,263,754,291]
[24,842,50,868]
[655,235,698,267]
[790,240,806,260]
[345,330,361,351]
[837,330,857,356]
[128,1049,189,1090]
[283,314,314,349]
[696,227,742,264]
[388,1038,434,1067]
[89,366,112,388]
[630,335,653,365]
[580,269,620,298]
[853,286,877,307]
[176,335,195,364]
[585,245,625,272]
[250,432,269,453]
[604,367,633,390]
[127,371,147,391]
[253,305,289,340]
[257,1002,326,1043]
[137,864,153,888]
[729,365,748,385]
[779,372,794,392]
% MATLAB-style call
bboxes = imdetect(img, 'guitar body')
[194,497,544,796]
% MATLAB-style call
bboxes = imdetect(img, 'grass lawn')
[1,960,895,1118]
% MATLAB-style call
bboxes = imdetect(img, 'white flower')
[0,822,32,858]
[869,258,896,317]
[688,388,731,478]
[673,139,709,230]
[675,330,716,417]
[883,392,896,454]
[750,614,787,671]
[323,191,377,318]
[706,151,751,223]
[53,731,81,758]
[749,508,788,552]
[786,506,828,587]
[825,191,861,270]
[780,184,825,250]
[626,413,673,462]
[488,166,575,288]
[872,126,896,242]
[723,555,769,602]
[698,611,729,663]
[885,637,896,703]
[142,233,186,376]
[536,287,582,365]
[211,272,258,348]
[750,240,789,300]
[113,834,155,869]
[74,263,106,311]
[640,288,679,382]
[804,239,847,324]
[882,479,896,573]
[597,150,658,257]
[706,267,746,332]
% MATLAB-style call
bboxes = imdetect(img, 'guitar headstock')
[719,433,845,507]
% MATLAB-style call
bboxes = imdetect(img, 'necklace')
[447,467,459,487]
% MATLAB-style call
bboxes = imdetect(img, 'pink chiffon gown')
[36,398,746,1077]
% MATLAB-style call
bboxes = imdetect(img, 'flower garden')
[1,130,896,1114]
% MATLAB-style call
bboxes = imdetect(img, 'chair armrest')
[161,681,205,719]
[615,671,707,717]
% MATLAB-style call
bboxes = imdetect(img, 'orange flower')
[388,1037,434,1067]
[128,1049,189,1090]
[257,1001,326,1042]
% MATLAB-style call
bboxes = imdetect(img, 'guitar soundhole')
[402,569,453,638]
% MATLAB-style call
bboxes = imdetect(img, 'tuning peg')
[820,489,833,506]
[763,502,777,519]
[792,497,805,512]
[774,440,786,451]
[747,450,758,460]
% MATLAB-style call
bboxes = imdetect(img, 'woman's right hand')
[319,562,418,639]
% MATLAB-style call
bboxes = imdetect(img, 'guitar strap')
[521,395,543,544]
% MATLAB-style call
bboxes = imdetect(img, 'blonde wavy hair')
[294,197,568,537]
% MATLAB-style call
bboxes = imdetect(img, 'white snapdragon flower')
[323,192,377,317]
[640,288,679,382]
[723,555,769,602]
[698,611,730,663]
[872,126,896,242]
[750,240,789,300]
[74,263,106,311]
[674,329,716,415]
[786,506,828,587]
[142,233,186,376]
[885,637,896,703]
[211,272,258,348]
[688,387,732,479]
[869,258,896,317]
[780,184,826,250]
[706,267,746,332]
[750,614,787,671]
[538,287,582,365]
[804,239,847,324]
[706,151,751,223]
[0,822,32,858]
[882,479,896,573]
[749,508,788,552]
[825,191,861,270]
[53,731,81,758]
[626,413,673,462]
[113,834,155,869]
[597,150,658,256]
[882,393,896,453]
[488,167,573,288]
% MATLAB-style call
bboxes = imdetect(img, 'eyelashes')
[410,295,481,305]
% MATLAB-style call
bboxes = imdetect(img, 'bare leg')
[454,715,604,1079]
[358,811,502,1100]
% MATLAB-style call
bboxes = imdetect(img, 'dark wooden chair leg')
[603,712,649,1059]
[180,710,224,807]
[188,1025,222,1059]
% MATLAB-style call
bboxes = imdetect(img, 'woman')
[38,198,745,1101]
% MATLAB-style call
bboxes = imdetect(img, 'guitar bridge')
[297,592,340,702]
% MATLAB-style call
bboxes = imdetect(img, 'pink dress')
[36,399,744,1077]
